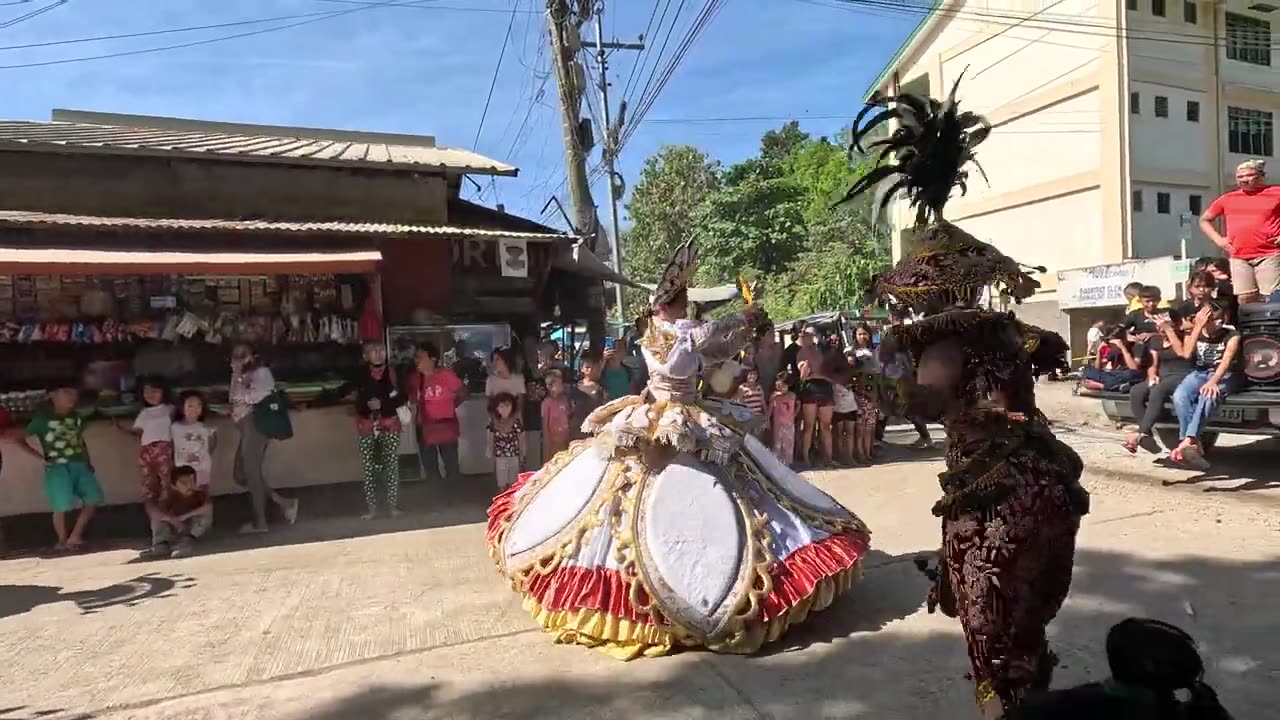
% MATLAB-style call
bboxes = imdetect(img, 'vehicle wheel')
[1200,431,1219,455]
[1155,428,1182,452]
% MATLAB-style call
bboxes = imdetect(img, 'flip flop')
[1122,438,1139,454]
[1137,435,1161,454]
[1181,445,1210,471]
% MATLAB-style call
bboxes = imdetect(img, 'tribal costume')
[486,241,870,659]
[845,79,1089,717]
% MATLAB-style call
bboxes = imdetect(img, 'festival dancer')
[486,241,870,660]
[844,80,1089,717]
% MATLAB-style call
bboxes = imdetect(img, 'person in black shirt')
[1192,258,1239,324]
[1124,306,1193,454]
[1122,285,1171,342]
[1169,303,1242,469]
[781,324,803,381]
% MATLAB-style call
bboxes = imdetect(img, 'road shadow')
[0,572,196,620]
[1153,436,1280,492]
[285,547,1276,720]
[0,706,91,720]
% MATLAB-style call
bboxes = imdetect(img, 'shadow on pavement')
[1154,436,1280,492]
[284,547,1277,720]
[0,572,196,620]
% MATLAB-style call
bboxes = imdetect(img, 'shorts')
[1229,254,1280,296]
[43,461,105,513]
[798,379,834,407]
[833,411,858,423]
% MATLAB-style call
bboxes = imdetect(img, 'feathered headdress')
[841,74,1044,314]
[649,239,698,307]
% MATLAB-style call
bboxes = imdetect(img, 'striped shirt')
[734,383,767,416]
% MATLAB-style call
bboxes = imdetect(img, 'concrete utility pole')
[591,6,643,323]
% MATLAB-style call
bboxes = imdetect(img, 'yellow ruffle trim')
[520,559,864,661]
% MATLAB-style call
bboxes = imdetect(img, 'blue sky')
[1,0,918,229]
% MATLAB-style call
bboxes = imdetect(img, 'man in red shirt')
[1200,159,1280,303]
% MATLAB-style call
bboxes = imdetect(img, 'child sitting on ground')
[21,382,103,551]
[140,465,213,560]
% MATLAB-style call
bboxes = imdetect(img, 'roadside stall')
[0,217,383,517]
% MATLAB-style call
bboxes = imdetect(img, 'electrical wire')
[472,2,520,151]
[311,0,538,14]
[620,0,669,106]
[0,0,439,70]
[0,0,65,29]
[0,7,360,51]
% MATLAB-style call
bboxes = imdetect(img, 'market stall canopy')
[0,246,382,275]
[775,311,846,333]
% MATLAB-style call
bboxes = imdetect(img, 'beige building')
[867,0,1278,345]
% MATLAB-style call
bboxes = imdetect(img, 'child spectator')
[1123,285,1170,343]
[1081,331,1145,391]
[116,378,174,523]
[831,367,859,466]
[487,392,525,490]
[139,465,213,560]
[733,367,768,418]
[850,359,880,466]
[599,345,632,401]
[770,371,797,466]
[172,390,216,489]
[541,369,573,459]
[572,351,606,440]
[22,382,103,551]
[1171,303,1242,469]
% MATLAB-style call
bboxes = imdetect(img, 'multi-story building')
[866,0,1278,346]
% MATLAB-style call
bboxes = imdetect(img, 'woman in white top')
[229,344,298,533]
[485,347,527,411]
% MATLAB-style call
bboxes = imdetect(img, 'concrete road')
[1,431,1277,720]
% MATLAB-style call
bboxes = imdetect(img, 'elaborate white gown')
[486,314,871,659]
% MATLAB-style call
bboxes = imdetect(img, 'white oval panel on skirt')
[640,455,747,635]
[504,444,610,560]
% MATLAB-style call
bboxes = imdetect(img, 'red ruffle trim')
[515,532,869,624]
[487,470,537,545]
[487,469,869,623]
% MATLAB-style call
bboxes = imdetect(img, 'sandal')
[1122,436,1139,454]
[1181,444,1210,470]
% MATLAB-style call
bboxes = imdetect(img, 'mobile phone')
[603,336,615,350]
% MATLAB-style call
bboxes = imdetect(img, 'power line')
[0,8,355,51]
[0,0,438,70]
[472,3,519,151]
[620,0,668,106]
[311,0,539,14]
[1,0,65,29]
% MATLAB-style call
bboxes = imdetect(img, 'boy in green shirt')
[21,383,103,551]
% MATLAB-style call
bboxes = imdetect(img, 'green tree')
[620,145,720,316]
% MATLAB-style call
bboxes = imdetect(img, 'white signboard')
[498,238,529,278]
[1056,256,1179,310]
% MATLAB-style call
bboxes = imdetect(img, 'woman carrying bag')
[230,343,299,534]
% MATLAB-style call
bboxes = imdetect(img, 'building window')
[1157,192,1172,214]
[1183,0,1197,23]
[1226,13,1272,66]
[1189,194,1203,215]
[1186,100,1201,122]
[1153,0,1166,16]
[1130,92,1141,114]
[1228,106,1275,156]
[1155,96,1169,118]
[1132,190,1144,212]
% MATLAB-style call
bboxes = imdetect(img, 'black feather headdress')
[841,72,990,226]
[841,75,1043,314]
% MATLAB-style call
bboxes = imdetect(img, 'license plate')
[1213,407,1245,423]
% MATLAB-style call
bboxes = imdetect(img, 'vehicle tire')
[1155,428,1182,452]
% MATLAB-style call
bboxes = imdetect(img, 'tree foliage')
[621,121,891,323]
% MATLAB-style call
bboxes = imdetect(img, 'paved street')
[1,421,1278,720]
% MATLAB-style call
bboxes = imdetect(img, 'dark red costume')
[845,80,1089,717]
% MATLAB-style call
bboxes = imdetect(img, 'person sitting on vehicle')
[1169,302,1242,470]
[1124,281,1170,313]
[1124,306,1194,455]
[1191,260,1240,324]
[1081,328,1144,392]
[1123,285,1172,345]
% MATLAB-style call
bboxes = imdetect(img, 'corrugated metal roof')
[0,210,571,241]
[0,110,517,176]
[0,246,382,275]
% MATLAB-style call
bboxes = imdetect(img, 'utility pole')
[591,5,643,323]
[546,0,605,343]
